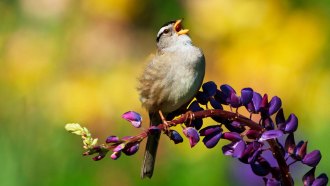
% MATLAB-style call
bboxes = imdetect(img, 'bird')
[138,19,205,178]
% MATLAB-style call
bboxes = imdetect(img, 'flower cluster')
[65,81,328,186]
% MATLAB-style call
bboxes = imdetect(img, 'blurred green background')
[1,0,329,185]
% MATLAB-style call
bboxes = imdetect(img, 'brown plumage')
[138,20,205,178]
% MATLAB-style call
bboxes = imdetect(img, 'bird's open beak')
[174,19,189,35]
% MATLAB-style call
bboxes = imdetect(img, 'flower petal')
[196,91,209,105]
[220,84,237,104]
[246,130,261,139]
[285,133,296,155]
[222,142,234,156]
[122,111,142,128]
[303,167,316,186]
[183,127,200,148]
[259,94,269,111]
[259,130,283,141]
[229,93,241,108]
[285,114,298,133]
[268,96,282,115]
[312,173,328,186]
[251,158,271,176]
[295,141,307,159]
[199,125,222,136]
[210,97,223,109]
[262,117,275,130]
[110,151,121,160]
[252,92,262,112]
[191,118,203,130]
[168,130,183,144]
[220,84,236,97]
[263,178,281,186]
[240,88,254,105]
[93,153,106,161]
[106,136,120,144]
[202,132,222,148]
[214,89,227,104]
[232,140,246,158]
[188,100,204,112]
[122,143,139,156]
[222,132,242,142]
[113,143,125,152]
[302,150,321,167]
[202,81,217,97]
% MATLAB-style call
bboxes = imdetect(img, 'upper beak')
[174,19,189,35]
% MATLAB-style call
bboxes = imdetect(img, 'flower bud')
[183,127,200,148]
[122,111,142,128]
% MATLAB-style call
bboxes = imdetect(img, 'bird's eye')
[163,29,170,34]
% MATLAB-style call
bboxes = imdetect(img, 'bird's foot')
[184,110,195,127]
[158,110,169,132]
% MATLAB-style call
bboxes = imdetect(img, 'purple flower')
[313,174,328,186]
[303,168,328,186]
[302,150,321,167]
[240,88,254,105]
[220,84,236,97]
[191,118,203,130]
[210,97,223,109]
[168,130,183,144]
[224,121,245,133]
[246,129,261,139]
[183,127,200,148]
[263,178,281,186]
[246,92,262,113]
[122,111,142,128]
[200,125,222,148]
[203,132,222,148]
[268,96,282,115]
[262,117,275,130]
[219,84,241,107]
[295,141,307,160]
[222,140,246,158]
[275,108,286,131]
[239,141,263,164]
[202,81,217,97]
[247,148,263,164]
[284,114,298,133]
[259,94,269,112]
[285,133,296,155]
[303,167,316,186]
[188,100,204,112]
[214,89,227,104]
[113,143,125,152]
[106,136,120,143]
[199,125,222,136]
[258,130,283,142]
[251,158,271,176]
[222,132,242,142]
[196,91,209,105]
[110,151,121,160]
[93,153,106,161]
[122,143,139,156]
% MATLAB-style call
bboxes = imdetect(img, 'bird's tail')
[141,112,162,178]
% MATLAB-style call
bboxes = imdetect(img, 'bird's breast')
[160,47,205,112]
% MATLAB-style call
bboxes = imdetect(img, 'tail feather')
[141,113,162,178]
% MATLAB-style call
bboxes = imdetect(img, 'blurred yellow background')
[1,0,329,185]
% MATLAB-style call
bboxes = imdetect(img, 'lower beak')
[174,19,189,35]
[177,29,189,35]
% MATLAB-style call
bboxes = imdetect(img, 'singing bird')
[138,19,205,178]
